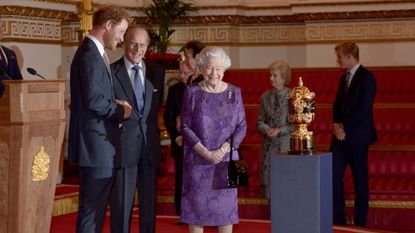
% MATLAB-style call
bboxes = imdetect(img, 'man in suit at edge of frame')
[331,41,377,228]
[0,18,23,97]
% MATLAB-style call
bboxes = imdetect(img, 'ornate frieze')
[306,20,415,42]
[1,4,415,44]
[1,16,61,41]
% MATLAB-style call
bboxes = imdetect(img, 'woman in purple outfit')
[180,46,247,233]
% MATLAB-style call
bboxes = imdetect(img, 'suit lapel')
[347,65,363,93]
[142,80,153,120]
[113,58,140,113]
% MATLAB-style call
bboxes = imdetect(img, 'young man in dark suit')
[110,26,155,233]
[331,42,377,227]
[0,18,23,97]
[110,26,165,233]
[68,6,131,233]
[164,59,195,218]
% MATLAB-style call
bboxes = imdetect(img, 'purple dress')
[180,83,247,226]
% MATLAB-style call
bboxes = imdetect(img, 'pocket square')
[153,89,158,92]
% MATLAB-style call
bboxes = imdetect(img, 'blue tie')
[132,65,144,112]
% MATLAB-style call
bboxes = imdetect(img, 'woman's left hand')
[266,127,280,138]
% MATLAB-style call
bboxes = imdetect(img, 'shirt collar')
[348,63,361,77]
[87,35,105,57]
[123,56,143,71]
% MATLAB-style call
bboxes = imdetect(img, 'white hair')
[195,46,231,70]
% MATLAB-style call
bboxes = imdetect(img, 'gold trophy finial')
[287,77,315,155]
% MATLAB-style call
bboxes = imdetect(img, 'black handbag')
[227,138,249,187]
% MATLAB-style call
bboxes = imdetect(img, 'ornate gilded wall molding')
[0,6,72,20]
[1,16,61,41]
[2,4,415,45]
[168,25,306,46]
[305,20,415,42]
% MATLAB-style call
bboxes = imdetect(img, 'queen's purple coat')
[180,83,247,226]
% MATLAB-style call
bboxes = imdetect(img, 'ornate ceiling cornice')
[1,5,415,25]
[33,0,76,4]
[133,10,415,26]
[291,0,415,7]
[0,6,74,20]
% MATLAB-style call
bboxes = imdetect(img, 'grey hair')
[195,46,231,70]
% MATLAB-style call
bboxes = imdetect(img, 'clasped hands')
[266,127,280,138]
[193,142,231,164]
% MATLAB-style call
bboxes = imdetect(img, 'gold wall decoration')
[79,0,92,38]
[32,146,50,182]
[1,17,61,41]
[306,20,415,42]
[0,6,72,20]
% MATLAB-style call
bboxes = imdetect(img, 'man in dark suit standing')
[110,26,165,233]
[68,6,131,233]
[164,59,195,218]
[140,30,165,233]
[0,18,23,97]
[331,42,377,227]
[110,26,155,233]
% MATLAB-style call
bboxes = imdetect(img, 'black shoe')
[355,222,367,228]
[333,219,346,226]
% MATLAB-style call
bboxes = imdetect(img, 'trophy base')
[289,137,314,155]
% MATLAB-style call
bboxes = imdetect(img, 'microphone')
[27,67,46,79]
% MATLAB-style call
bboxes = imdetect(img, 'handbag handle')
[229,137,244,161]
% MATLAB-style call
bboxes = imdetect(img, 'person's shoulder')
[144,59,163,70]
[260,89,273,98]
[110,57,125,69]
[169,82,184,91]
[1,45,13,53]
[227,83,241,92]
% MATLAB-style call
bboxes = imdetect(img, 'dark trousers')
[76,167,115,233]
[174,154,183,215]
[137,155,158,233]
[110,167,138,233]
[331,140,369,225]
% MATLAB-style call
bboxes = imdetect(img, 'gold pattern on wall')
[0,6,72,20]
[1,18,61,41]
[170,25,306,45]
[306,20,415,42]
[32,146,50,182]
[61,23,80,44]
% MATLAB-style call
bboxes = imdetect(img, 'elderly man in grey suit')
[68,6,131,233]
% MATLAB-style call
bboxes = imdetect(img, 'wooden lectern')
[0,80,66,233]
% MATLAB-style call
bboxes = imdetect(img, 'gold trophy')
[287,77,315,155]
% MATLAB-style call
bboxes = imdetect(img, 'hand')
[192,142,223,164]
[333,123,346,141]
[175,136,183,147]
[205,149,224,164]
[116,100,132,119]
[176,116,181,132]
[266,128,280,138]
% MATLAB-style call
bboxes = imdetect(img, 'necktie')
[0,47,8,72]
[103,52,111,75]
[344,71,352,92]
[132,65,144,112]
[102,52,113,87]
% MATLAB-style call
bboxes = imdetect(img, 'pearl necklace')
[201,81,226,93]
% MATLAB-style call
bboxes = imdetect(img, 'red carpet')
[51,213,401,233]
